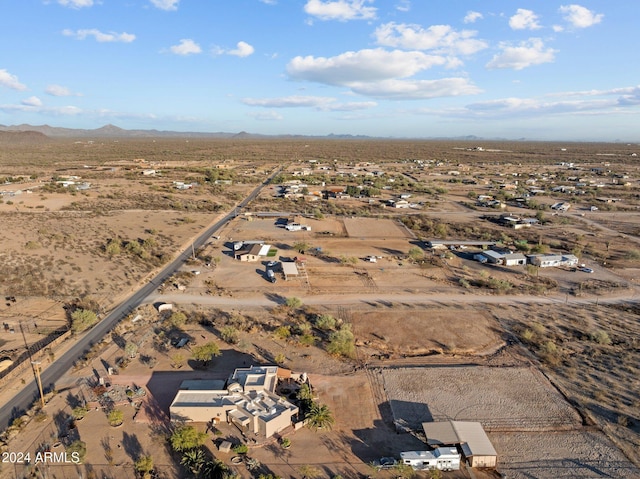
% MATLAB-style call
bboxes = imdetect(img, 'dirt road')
[146,288,639,309]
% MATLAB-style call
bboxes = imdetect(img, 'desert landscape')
[0,135,639,479]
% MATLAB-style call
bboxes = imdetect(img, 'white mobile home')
[503,253,527,266]
[400,447,461,471]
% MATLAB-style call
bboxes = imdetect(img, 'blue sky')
[0,0,638,140]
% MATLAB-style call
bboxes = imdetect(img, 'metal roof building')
[281,261,299,280]
[422,420,497,468]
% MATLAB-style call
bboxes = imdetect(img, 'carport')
[281,262,299,280]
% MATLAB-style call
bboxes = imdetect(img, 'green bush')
[315,314,336,331]
[326,325,355,358]
[70,309,98,333]
[232,443,248,454]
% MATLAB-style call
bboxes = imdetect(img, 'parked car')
[579,267,594,273]
[267,261,278,268]
[373,457,397,470]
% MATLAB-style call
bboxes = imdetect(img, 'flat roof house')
[169,365,298,438]
[422,420,497,468]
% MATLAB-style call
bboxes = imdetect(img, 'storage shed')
[281,261,299,280]
[422,420,497,468]
[503,253,527,266]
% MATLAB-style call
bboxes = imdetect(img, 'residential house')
[235,243,271,262]
[170,365,299,439]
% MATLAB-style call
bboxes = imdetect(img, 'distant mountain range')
[0,123,500,142]
[0,123,385,140]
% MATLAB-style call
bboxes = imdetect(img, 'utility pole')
[31,361,45,409]
[19,321,45,409]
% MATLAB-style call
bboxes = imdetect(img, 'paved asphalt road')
[0,168,280,430]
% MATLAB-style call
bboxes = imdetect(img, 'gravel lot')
[381,366,581,432]
[491,430,640,478]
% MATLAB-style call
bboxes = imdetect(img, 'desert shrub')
[191,341,221,366]
[135,455,154,477]
[298,334,317,347]
[232,443,248,454]
[285,297,302,309]
[274,326,291,340]
[326,324,355,358]
[539,340,562,366]
[589,329,612,345]
[274,353,286,365]
[520,328,535,344]
[125,342,138,358]
[170,425,207,452]
[315,314,337,331]
[408,247,424,261]
[168,311,187,327]
[66,440,87,463]
[70,309,98,333]
[625,249,640,261]
[105,238,121,256]
[72,406,89,420]
[107,409,124,426]
[220,325,239,344]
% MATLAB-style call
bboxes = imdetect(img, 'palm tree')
[180,448,206,476]
[305,402,334,431]
[200,459,229,479]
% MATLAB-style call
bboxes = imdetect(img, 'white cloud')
[463,97,614,118]
[243,95,377,112]
[169,39,202,55]
[57,0,93,8]
[228,41,255,58]
[150,0,180,11]
[287,48,447,85]
[374,22,488,56]
[0,69,27,90]
[347,78,482,100]
[439,86,640,121]
[486,38,556,70]
[21,96,42,107]
[509,9,542,30]
[258,0,277,4]
[324,101,377,111]
[463,11,483,24]
[304,0,376,21]
[395,0,410,12]
[243,95,337,108]
[248,111,283,121]
[45,84,80,97]
[286,48,481,100]
[62,29,136,43]
[0,103,82,116]
[559,4,603,29]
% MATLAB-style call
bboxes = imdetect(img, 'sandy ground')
[381,366,581,432]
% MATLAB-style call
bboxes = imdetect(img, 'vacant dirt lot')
[343,217,412,239]
[382,366,581,431]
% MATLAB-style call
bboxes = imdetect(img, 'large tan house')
[169,365,298,438]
